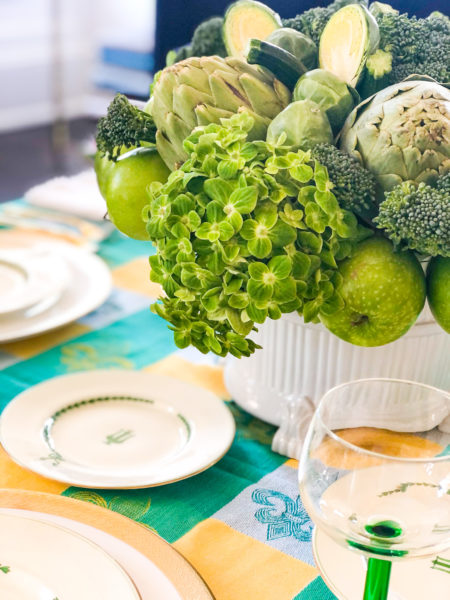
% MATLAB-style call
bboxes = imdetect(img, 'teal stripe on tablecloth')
[0,308,175,411]
[97,230,155,267]
[294,576,337,599]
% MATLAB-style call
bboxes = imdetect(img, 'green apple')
[320,237,426,346]
[95,147,170,241]
[427,256,450,333]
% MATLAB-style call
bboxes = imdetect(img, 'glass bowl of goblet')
[298,378,450,600]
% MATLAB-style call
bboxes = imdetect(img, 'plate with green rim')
[0,370,235,489]
[0,512,140,599]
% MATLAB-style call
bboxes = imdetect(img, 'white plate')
[313,528,450,600]
[0,512,139,600]
[0,249,69,316]
[0,370,235,488]
[0,242,112,343]
[0,489,214,600]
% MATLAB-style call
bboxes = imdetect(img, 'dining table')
[0,200,336,600]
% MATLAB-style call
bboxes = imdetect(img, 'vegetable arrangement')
[95,0,450,354]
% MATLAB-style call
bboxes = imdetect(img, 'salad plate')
[0,241,112,343]
[0,489,214,600]
[0,249,69,317]
[313,527,450,600]
[0,370,235,488]
[0,512,140,600]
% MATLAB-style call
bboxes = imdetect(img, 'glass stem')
[363,558,392,600]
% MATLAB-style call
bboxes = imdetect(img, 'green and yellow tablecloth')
[0,223,336,600]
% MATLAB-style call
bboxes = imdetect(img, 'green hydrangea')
[144,112,371,357]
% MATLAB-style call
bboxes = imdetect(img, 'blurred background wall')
[0,0,447,200]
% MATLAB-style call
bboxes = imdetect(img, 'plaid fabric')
[0,226,337,600]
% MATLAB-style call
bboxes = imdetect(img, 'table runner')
[0,221,337,600]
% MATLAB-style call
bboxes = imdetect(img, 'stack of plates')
[0,371,236,598]
[0,489,214,599]
[0,241,112,343]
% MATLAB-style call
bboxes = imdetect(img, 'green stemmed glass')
[298,379,450,600]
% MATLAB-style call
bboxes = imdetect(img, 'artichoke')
[151,56,291,169]
[339,79,450,199]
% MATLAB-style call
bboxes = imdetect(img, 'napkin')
[25,170,107,222]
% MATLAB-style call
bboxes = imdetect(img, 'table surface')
[0,221,336,600]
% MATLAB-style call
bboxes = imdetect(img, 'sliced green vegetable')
[319,4,379,87]
[293,69,358,134]
[358,48,393,98]
[246,38,307,90]
[265,27,317,70]
[223,0,281,58]
[266,99,333,151]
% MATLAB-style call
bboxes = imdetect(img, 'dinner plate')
[0,489,214,600]
[0,249,69,316]
[313,528,450,600]
[0,242,112,343]
[0,512,139,600]
[0,370,235,488]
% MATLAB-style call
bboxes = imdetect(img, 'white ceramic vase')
[224,304,450,426]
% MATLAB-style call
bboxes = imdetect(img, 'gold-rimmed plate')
[0,489,214,600]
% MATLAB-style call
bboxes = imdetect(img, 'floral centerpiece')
[95,1,449,421]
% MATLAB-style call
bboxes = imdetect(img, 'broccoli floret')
[283,1,368,45]
[191,16,227,57]
[375,180,450,257]
[311,143,377,221]
[436,171,450,194]
[373,11,450,85]
[166,44,192,66]
[96,93,157,160]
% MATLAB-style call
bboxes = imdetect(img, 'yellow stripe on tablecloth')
[113,256,163,298]
[174,518,317,600]
[1,323,91,359]
[144,356,231,399]
[0,446,67,494]
[285,459,299,469]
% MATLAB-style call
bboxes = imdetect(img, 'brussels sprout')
[293,69,359,134]
[266,27,317,70]
[266,99,333,151]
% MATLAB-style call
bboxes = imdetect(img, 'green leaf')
[314,191,339,217]
[320,291,344,315]
[269,221,297,247]
[248,261,269,281]
[314,161,331,192]
[203,178,234,205]
[305,203,328,234]
[303,299,320,322]
[333,210,358,238]
[217,159,239,179]
[267,303,282,320]
[245,302,268,323]
[289,164,314,183]
[228,292,249,309]
[298,231,323,254]
[268,255,292,280]
[248,237,272,258]
[254,201,278,228]
[292,252,311,279]
[229,186,258,214]
[174,331,191,349]
[273,277,297,302]
[247,279,273,303]
[206,201,224,223]
[226,308,254,336]
[240,219,258,241]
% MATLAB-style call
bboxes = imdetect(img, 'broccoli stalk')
[96,93,157,161]
[375,179,450,257]
[311,143,378,222]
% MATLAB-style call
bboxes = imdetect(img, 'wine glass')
[298,378,450,600]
